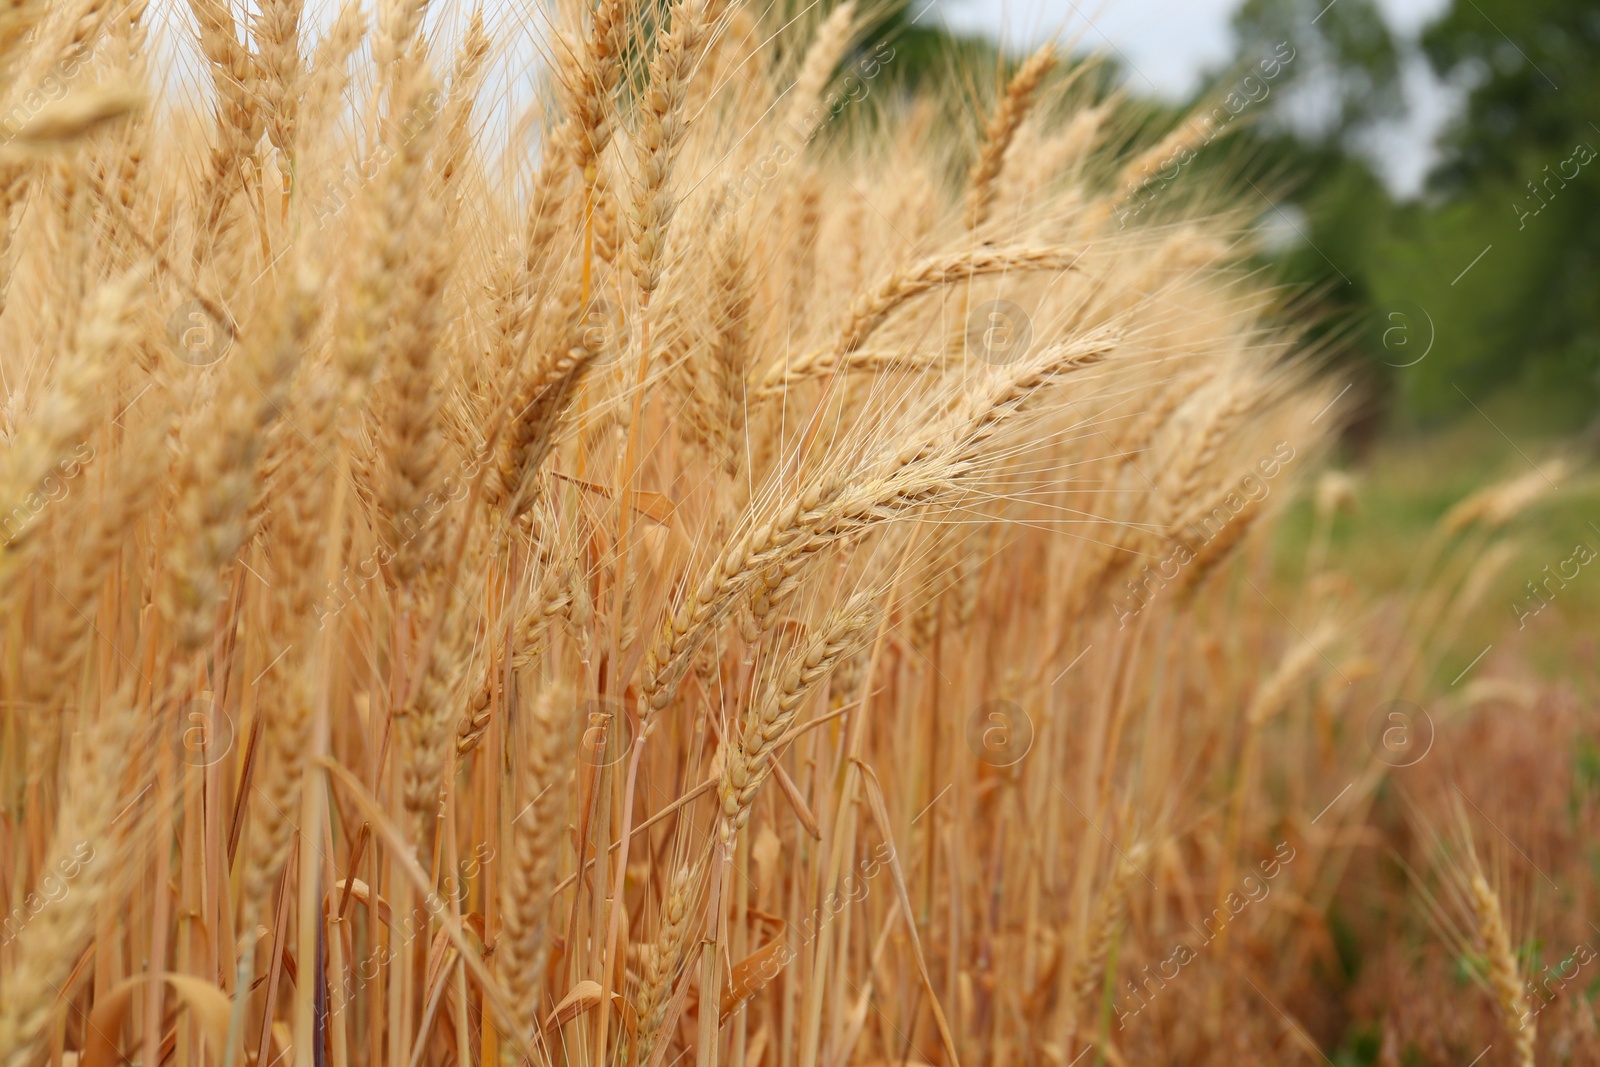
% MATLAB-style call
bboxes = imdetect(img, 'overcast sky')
[929,0,1461,195]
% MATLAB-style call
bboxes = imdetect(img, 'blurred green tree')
[813,0,1597,426]
[1214,0,1597,425]
[1413,0,1599,423]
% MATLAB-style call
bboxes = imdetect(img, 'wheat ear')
[644,334,1115,711]
[1072,843,1145,1018]
[633,864,695,1067]
[165,295,304,655]
[498,688,566,1041]
[965,44,1058,230]
[0,0,49,79]
[719,597,879,842]
[0,274,134,591]
[685,218,754,475]
[17,435,162,772]
[831,246,1080,364]
[253,0,304,176]
[779,1,858,139]
[398,578,481,826]
[0,693,144,1067]
[236,298,324,912]
[188,0,261,241]
[629,0,709,299]
[1469,871,1535,1067]
[373,74,450,585]
[565,0,624,181]
[437,7,491,198]
[298,2,366,154]
[495,320,603,520]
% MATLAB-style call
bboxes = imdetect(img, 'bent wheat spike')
[966,44,1058,230]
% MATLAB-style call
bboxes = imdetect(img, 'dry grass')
[0,3,1588,1067]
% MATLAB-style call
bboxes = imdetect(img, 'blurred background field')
[1274,398,1600,682]
[899,0,1600,681]
[912,0,1599,428]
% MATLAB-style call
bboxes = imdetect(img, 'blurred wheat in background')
[0,1,1591,1066]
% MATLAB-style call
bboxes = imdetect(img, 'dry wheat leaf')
[325,877,393,926]
[543,979,604,1032]
[81,974,230,1067]
[720,915,788,1018]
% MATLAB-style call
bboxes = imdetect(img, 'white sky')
[928,0,1461,196]
[143,0,1463,197]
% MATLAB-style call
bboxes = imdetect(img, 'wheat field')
[0,1,1591,1066]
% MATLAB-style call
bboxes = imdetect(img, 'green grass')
[1273,388,1600,681]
